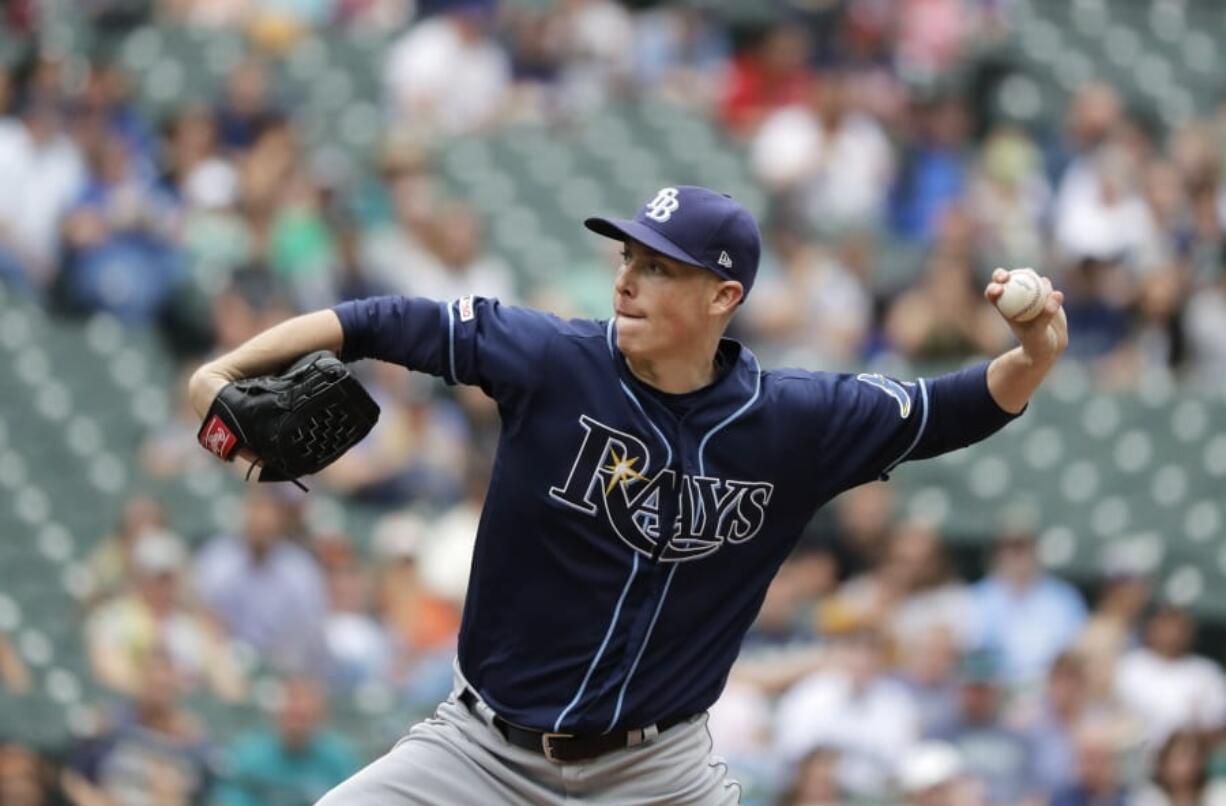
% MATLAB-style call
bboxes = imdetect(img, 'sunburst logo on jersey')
[602,448,646,494]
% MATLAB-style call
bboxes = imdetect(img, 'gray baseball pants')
[315,672,742,805]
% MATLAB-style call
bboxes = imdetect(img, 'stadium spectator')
[1054,141,1164,272]
[371,510,462,664]
[160,104,247,289]
[780,745,843,806]
[887,519,972,644]
[889,91,970,242]
[1058,255,1137,362]
[62,654,215,806]
[86,529,245,701]
[968,125,1050,272]
[207,265,301,355]
[214,58,279,153]
[830,481,895,573]
[1007,651,1095,795]
[895,740,975,806]
[59,130,185,323]
[751,70,895,233]
[192,487,330,675]
[931,649,1041,806]
[1183,256,1226,385]
[967,526,1088,686]
[884,247,1011,364]
[1134,729,1226,806]
[212,677,359,806]
[1076,541,1157,703]
[719,23,812,138]
[742,219,873,371]
[630,5,729,106]
[1116,605,1226,748]
[545,0,636,116]
[775,628,920,798]
[383,0,511,139]
[0,91,86,294]
[895,0,973,76]
[1049,719,1131,806]
[361,158,445,294]
[85,494,169,605]
[897,623,962,737]
[818,517,969,643]
[266,169,339,311]
[0,742,62,805]
[316,532,393,692]
[394,199,516,303]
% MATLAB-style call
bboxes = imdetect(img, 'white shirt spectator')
[384,13,511,137]
[775,668,920,796]
[552,0,636,113]
[1183,281,1226,385]
[1053,154,1164,270]
[893,582,974,648]
[750,106,893,229]
[1133,780,1226,806]
[0,118,86,277]
[1116,646,1226,747]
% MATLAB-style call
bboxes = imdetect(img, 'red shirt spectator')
[719,25,812,138]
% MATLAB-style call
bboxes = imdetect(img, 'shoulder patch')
[458,295,475,322]
[856,373,914,419]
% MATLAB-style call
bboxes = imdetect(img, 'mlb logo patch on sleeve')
[459,296,475,322]
[856,373,913,419]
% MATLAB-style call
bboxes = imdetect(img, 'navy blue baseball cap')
[585,185,762,299]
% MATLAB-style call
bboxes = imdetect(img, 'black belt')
[458,688,692,763]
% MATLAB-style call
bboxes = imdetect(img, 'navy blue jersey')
[334,295,1020,734]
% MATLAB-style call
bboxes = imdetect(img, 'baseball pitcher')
[189,186,1068,804]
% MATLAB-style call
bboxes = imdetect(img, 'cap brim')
[584,217,713,274]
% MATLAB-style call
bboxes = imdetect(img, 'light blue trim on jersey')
[882,377,929,476]
[605,563,678,732]
[553,553,641,732]
[696,352,762,476]
[446,300,457,384]
[619,381,673,468]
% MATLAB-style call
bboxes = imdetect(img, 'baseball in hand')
[994,268,1047,322]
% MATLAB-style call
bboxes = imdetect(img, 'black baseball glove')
[196,351,380,489]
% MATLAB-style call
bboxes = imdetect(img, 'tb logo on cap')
[644,187,680,222]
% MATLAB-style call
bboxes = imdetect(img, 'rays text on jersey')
[549,415,774,563]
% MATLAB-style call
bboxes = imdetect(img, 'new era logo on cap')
[583,185,762,299]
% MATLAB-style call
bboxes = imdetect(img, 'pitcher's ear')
[711,280,744,315]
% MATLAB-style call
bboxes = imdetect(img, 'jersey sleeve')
[333,294,558,405]
[815,361,1022,491]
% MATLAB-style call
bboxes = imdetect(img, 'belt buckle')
[541,732,573,762]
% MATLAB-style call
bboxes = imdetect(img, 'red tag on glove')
[199,415,239,461]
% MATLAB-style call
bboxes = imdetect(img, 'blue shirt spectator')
[192,489,330,675]
[968,531,1087,686]
[932,650,1040,805]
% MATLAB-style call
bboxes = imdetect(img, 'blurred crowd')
[3,0,1226,804]
[709,485,1226,805]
